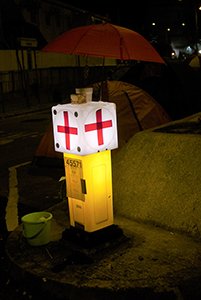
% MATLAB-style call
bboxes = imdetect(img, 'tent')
[34,122,63,161]
[33,80,171,164]
[184,54,201,70]
[118,60,201,120]
[93,81,171,154]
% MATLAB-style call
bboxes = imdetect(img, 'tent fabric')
[93,81,171,154]
[34,81,171,162]
[34,123,62,160]
[118,60,201,120]
[185,54,201,70]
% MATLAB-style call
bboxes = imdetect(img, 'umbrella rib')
[70,26,93,55]
[111,24,130,61]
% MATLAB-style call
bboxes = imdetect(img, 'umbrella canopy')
[184,54,201,70]
[41,23,165,64]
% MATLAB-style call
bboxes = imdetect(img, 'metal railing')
[0,66,112,115]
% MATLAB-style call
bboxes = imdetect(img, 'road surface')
[0,109,64,299]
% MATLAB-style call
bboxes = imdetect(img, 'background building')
[0,0,107,49]
[0,0,114,114]
[140,0,201,58]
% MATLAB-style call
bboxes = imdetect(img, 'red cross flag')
[52,102,118,155]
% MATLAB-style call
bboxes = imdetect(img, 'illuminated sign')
[52,102,118,155]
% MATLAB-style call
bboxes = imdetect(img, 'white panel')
[73,199,84,225]
[52,102,118,156]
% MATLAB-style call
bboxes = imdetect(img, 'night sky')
[66,0,196,34]
[66,1,145,30]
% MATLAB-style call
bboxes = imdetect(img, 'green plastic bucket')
[21,212,53,246]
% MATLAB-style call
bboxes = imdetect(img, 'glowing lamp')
[52,101,118,234]
[64,150,113,232]
[52,102,118,156]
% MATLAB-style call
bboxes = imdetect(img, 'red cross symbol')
[84,109,112,146]
[57,111,78,150]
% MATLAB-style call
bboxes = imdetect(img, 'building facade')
[0,0,107,49]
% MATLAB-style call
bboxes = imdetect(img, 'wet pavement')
[5,200,201,300]
[2,99,201,300]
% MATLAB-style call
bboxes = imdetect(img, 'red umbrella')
[41,23,165,64]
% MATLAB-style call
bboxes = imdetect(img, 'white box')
[52,102,118,156]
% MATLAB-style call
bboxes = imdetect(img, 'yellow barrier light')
[64,150,113,232]
[52,100,118,233]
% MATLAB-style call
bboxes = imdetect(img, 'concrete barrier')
[113,112,201,239]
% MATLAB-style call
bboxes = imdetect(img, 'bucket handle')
[23,220,47,239]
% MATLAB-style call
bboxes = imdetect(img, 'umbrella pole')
[100,56,105,101]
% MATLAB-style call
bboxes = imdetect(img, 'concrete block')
[113,112,201,239]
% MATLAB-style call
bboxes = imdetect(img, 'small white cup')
[75,87,93,102]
